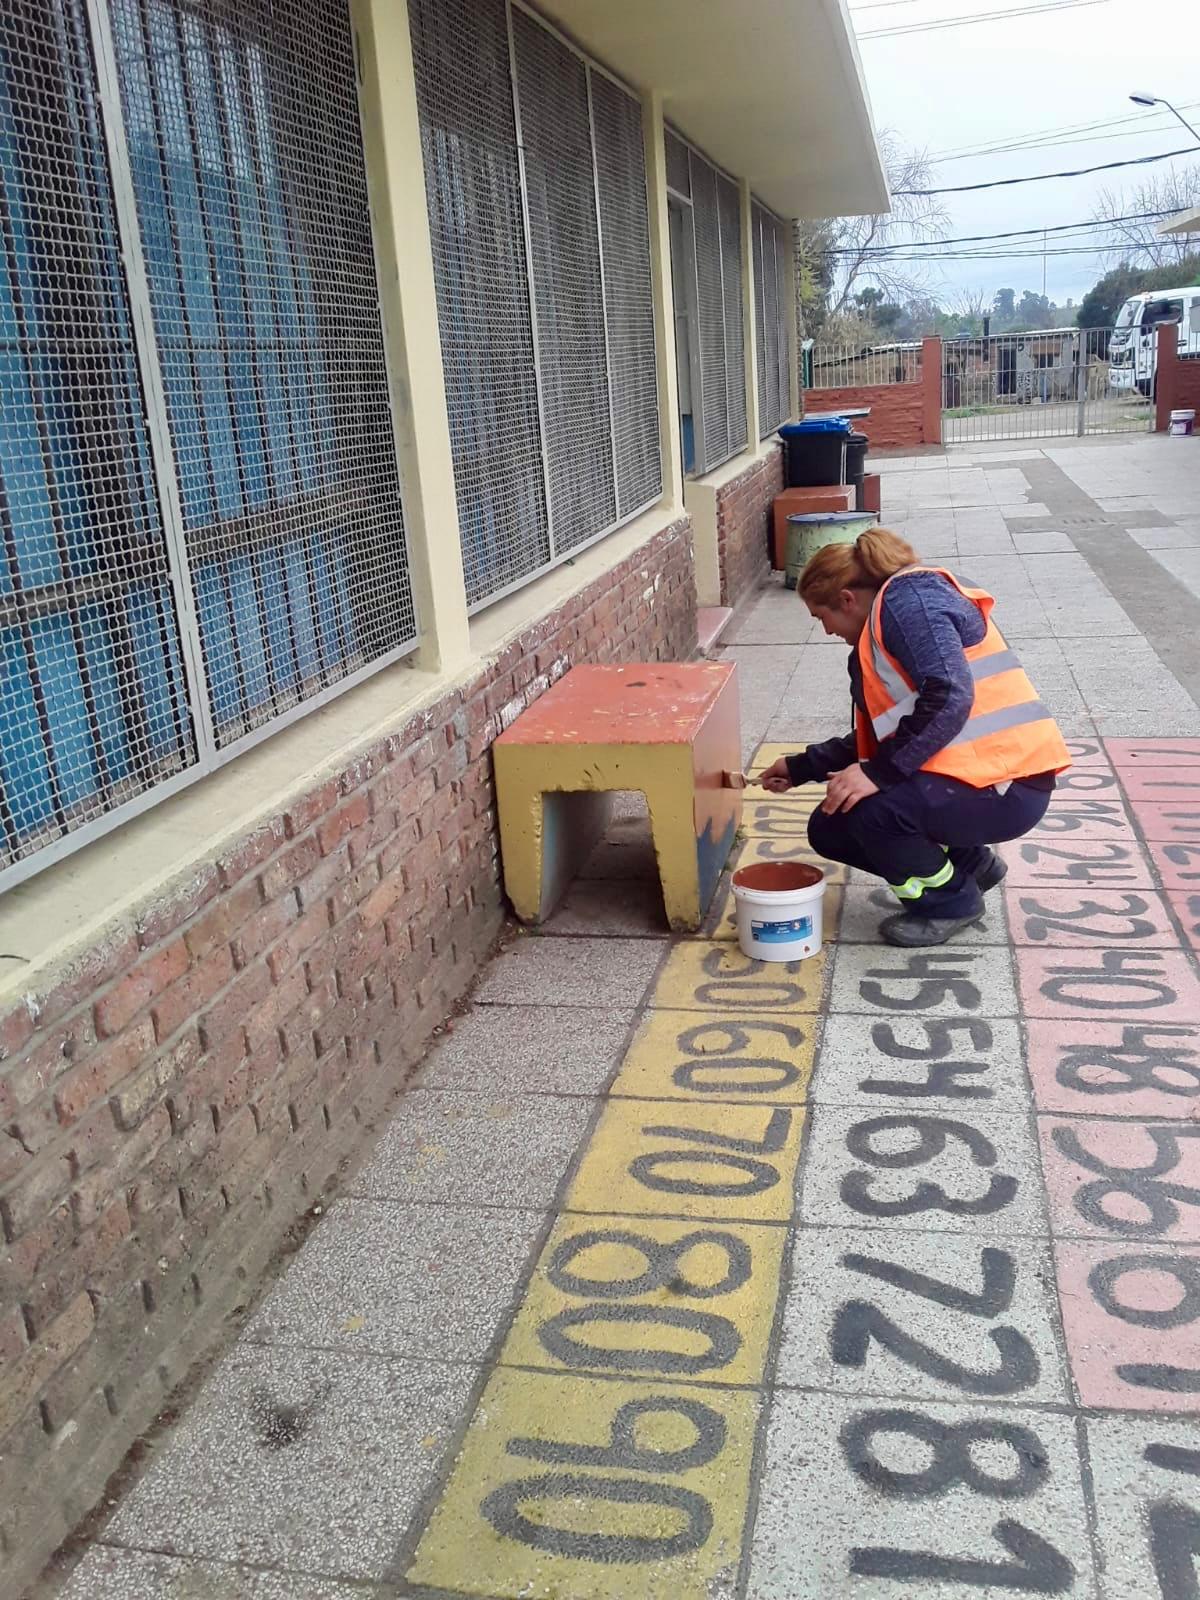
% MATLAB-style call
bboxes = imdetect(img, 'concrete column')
[350,0,472,675]
[921,337,943,446]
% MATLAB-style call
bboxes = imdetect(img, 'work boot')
[881,910,985,947]
[974,849,1007,894]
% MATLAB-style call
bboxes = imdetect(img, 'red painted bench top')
[495,663,737,747]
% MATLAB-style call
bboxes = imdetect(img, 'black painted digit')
[482,1474,712,1561]
[507,1395,725,1473]
[1017,841,1134,880]
[1056,1026,1200,1099]
[832,1300,1038,1394]
[860,953,984,1011]
[1036,799,1128,833]
[851,1521,1074,1593]
[643,1108,792,1154]
[1089,1254,1200,1328]
[671,1020,805,1095]
[840,1408,1047,1498]
[1057,769,1117,792]
[546,1228,752,1300]
[693,947,809,1009]
[1163,844,1200,882]
[537,1304,740,1374]
[863,1020,995,1100]
[872,1020,995,1059]
[1019,893,1159,942]
[1147,1501,1200,1600]
[1040,951,1179,1010]
[845,1245,1016,1316]
[630,1110,790,1196]
[842,1115,1016,1218]
[1052,1125,1200,1235]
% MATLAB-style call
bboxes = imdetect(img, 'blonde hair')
[798,528,919,609]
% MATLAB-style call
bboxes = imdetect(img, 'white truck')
[1108,286,1200,395]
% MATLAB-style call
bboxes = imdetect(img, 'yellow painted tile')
[742,797,819,838]
[747,742,806,772]
[731,835,847,885]
[566,1097,806,1222]
[611,1009,814,1102]
[408,1367,759,1600]
[651,941,825,1014]
[500,1213,786,1387]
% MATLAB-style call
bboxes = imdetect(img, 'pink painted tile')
[1150,841,1200,891]
[1119,772,1200,805]
[1054,767,1121,800]
[1127,802,1200,844]
[1055,1240,1200,1409]
[1063,737,1112,767]
[1000,837,1155,890]
[1017,946,1200,1020]
[1040,1116,1200,1243]
[1028,801,1137,843]
[1168,892,1200,949]
[1027,1019,1200,1119]
[1005,888,1179,948]
[1106,738,1200,769]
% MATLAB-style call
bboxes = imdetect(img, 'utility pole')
[1042,230,1048,300]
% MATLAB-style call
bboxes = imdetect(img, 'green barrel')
[785,512,877,590]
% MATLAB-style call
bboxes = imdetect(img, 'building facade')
[0,0,883,1584]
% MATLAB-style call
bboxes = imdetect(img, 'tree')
[1017,290,1056,330]
[1092,165,1200,269]
[1078,253,1200,329]
[794,133,949,330]
[992,287,1016,327]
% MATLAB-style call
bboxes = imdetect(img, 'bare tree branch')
[1092,166,1200,269]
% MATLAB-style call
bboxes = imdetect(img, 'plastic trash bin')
[845,431,869,511]
[785,510,877,590]
[778,417,850,489]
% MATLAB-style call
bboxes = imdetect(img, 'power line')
[859,0,1106,38]
[859,243,1197,261]
[929,101,1200,162]
[897,143,1200,194]
[933,114,1200,165]
[823,209,1178,254]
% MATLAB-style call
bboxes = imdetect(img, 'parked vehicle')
[1108,287,1200,395]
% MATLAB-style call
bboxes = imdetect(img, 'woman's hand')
[759,758,794,795]
[822,763,879,814]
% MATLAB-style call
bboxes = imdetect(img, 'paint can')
[1169,409,1196,437]
[731,861,826,963]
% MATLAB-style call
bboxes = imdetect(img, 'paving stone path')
[56,438,1200,1599]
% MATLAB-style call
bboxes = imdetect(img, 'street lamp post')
[1129,92,1200,143]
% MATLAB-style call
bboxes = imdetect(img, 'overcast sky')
[852,0,1198,311]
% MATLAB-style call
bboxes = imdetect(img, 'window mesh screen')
[664,128,690,198]
[591,72,660,518]
[773,212,792,425]
[110,0,415,746]
[689,150,727,472]
[513,10,613,555]
[0,0,196,873]
[753,198,790,436]
[717,173,746,454]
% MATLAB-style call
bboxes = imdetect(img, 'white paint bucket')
[1170,409,1195,436]
[731,861,826,963]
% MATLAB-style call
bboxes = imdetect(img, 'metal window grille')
[717,173,746,454]
[108,0,415,748]
[753,198,791,435]
[664,128,690,199]
[804,342,922,391]
[1,0,415,890]
[408,0,661,607]
[0,0,196,880]
[689,151,727,472]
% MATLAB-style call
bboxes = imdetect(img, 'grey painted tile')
[829,943,1019,1018]
[812,1012,1028,1115]
[475,935,664,1009]
[417,1004,634,1095]
[63,1548,367,1600]
[1088,1415,1200,1600]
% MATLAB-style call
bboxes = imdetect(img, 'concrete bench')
[494,663,742,931]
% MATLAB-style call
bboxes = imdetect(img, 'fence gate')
[941,328,1154,443]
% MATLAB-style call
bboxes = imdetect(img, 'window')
[752,198,791,437]
[409,0,661,608]
[665,128,747,476]
[1142,297,1185,328]
[1,0,413,889]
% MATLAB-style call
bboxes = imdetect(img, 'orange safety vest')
[855,566,1071,788]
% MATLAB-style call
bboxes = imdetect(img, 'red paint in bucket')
[732,861,823,892]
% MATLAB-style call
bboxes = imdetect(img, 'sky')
[850,0,1198,314]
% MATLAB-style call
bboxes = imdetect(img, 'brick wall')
[715,445,783,608]
[0,518,696,1594]
[802,337,943,451]
[1156,326,1200,427]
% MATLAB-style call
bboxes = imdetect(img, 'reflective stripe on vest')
[869,645,1026,741]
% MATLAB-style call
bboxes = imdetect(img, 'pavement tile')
[1061,736,1112,766]
[610,1009,815,1103]
[1106,737,1200,768]
[1056,1241,1200,1411]
[1016,947,1200,1021]
[1053,766,1122,798]
[1127,801,1200,843]
[63,1548,366,1600]
[1004,887,1179,947]
[1038,1117,1200,1244]
[746,1391,1094,1600]
[1088,1415,1200,1598]
[1025,799,1138,843]
[811,1015,1029,1116]
[244,1200,541,1363]
[829,944,1019,1018]
[1118,772,1200,804]
[1168,891,1200,949]
[838,884,1008,946]
[777,1226,1068,1404]
[415,1004,635,1096]
[475,936,664,1009]
[351,1088,594,1209]
[1026,1020,1200,1120]
[102,1345,473,1580]
[1001,836,1156,889]
[798,1103,1048,1237]
[652,941,825,1015]
[1149,841,1200,890]
[538,875,668,936]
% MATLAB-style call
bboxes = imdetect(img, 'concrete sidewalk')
[53,434,1200,1600]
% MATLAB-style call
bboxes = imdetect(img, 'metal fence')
[802,341,923,391]
[410,0,662,607]
[2,0,415,889]
[942,328,1155,442]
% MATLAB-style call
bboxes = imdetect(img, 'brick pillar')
[921,336,942,445]
[1156,323,1179,432]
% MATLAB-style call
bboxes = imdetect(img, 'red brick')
[152,946,236,1044]
[281,779,339,839]
[54,1018,156,1127]
[266,904,331,981]
[197,962,272,1052]
[30,931,139,1034]
[0,1001,35,1064]
[94,941,189,1039]
[0,1290,94,1438]
[72,1105,171,1226]
[111,1028,202,1131]
[260,835,321,902]
[135,866,221,949]
[292,843,352,914]
[244,965,308,1057]
[279,973,338,1059]
[317,793,369,856]
[6,1011,98,1111]
[183,879,263,962]
[0,1145,73,1242]
[233,897,298,970]
[360,873,405,928]
[216,817,285,888]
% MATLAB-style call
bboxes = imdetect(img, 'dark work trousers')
[807,771,1052,919]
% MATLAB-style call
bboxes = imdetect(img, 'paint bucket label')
[751,915,814,943]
